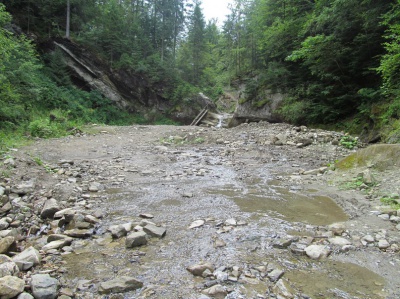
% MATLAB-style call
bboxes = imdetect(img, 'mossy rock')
[336,144,400,171]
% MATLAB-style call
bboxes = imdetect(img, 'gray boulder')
[0,255,19,278]
[108,225,127,239]
[0,236,15,254]
[187,262,214,277]
[126,231,147,248]
[40,199,60,219]
[143,224,166,238]
[0,275,25,299]
[305,245,331,260]
[12,246,41,271]
[98,276,143,294]
[17,293,35,299]
[31,274,58,299]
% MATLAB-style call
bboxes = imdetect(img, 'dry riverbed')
[0,122,399,299]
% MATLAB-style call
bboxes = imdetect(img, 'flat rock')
[63,229,94,238]
[0,275,25,299]
[139,213,154,219]
[272,238,294,249]
[12,246,41,271]
[328,223,346,235]
[11,181,35,195]
[31,274,58,299]
[201,284,227,298]
[268,269,284,282]
[272,279,294,299]
[42,239,73,252]
[126,231,147,248]
[305,245,331,260]
[189,220,205,229]
[40,198,60,219]
[378,239,390,249]
[0,236,15,254]
[187,262,214,277]
[328,237,352,246]
[98,276,143,294]
[108,225,127,239]
[224,218,237,226]
[54,208,76,219]
[362,235,375,243]
[143,224,166,238]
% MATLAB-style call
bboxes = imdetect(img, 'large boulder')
[126,231,147,248]
[0,275,25,299]
[31,274,58,299]
[12,246,41,271]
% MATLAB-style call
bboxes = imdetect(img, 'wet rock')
[31,274,59,299]
[108,225,127,239]
[0,275,25,299]
[328,237,351,246]
[63,229,94,238]
[12,246,41,271]
[272,279,294,299]
[272,238,294,249]
[201,284,227,298]
[143,224,166,238]
[139,213,154,219]
[42,238,73,252]
[304,245,331,260]
[328,223,346,236]
[0,236,15,254]
[268,269,284,282]
[187,262,214,277]
[40,199,60,219]
[378,239,390,250]
[0,255,19,278]
[189,220,205,229]
[126,231,147,248]
[98,276,143,294]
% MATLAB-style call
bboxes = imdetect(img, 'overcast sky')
[201,0,233,25]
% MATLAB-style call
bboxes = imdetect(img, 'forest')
[1,0,400,150]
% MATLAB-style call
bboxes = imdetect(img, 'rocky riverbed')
[0,122,399,299]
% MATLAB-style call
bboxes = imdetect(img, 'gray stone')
[378,214,390,221]
[187,262,214,277]
[273,279,294,299]
[31,274,58,299]
[201,284,227,298]
[53,208,75,220]
[125,231,147,248]
[98,276,143,294]
[328,237,352,246]
[0,186,4,197]
[11,181,35,195]
[272,238,293,249]
[378,239,390,250]
[305,245,331,260]
[189,220,205,229]
[328,223,346,236]
[362,235,375,243]
[17,292,35,299]
[0,236,15,254]
[143,224,166,238]
[362,169,376,185]
[396,223,400,231]
[0,202,12,214]
[268,269,284,282]
[108,225,127,239]
[12,246,41,271]
[88,182,102,192]
[40,199,60,219]
[139,213,154,219]
[390,215,400,223]
[0,255,19,278]
[63,229,94,238]
[42,239,73,252]
[0,218,10,230]
[84,215,99,224]
[47,234,72,243]
[224,218,237,226]
[0,275,25,299]
[302,168,320,175]
[289,243,307,255]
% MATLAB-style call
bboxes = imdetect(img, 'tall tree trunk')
[66,0,70,39]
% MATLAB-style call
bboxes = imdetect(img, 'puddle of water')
[286,261,387,298]
[208,183,348,226]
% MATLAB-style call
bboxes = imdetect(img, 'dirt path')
[1,123,400,299]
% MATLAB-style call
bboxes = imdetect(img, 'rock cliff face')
[232,90,284,124]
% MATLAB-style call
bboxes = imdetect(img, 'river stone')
[108,225,127,239]
[31,274,58,299]
[126,231,147,248]
[98,276,143,294]
[17,292,35,299]
[88,182,102,192]
[224,218,237,226]
[42,238,73,252]
[305,245,331,260]
[12,246,41,271]
[0,236,15,254]
[84,215,99,224]
[40,199,60,219]
[378,239,390,250]
[328,223,346,236]
[272,238,294,249]
[47,234,72,243]
[11,181,35,195]
[201,284,227,298]
[396,224,400,231]
[63,229,94,238]
[0,186,4,196]
[0,275,25,299]
[362,235,375,243]
[0,255,19,278]
[0,202,12,214]
[268,268,284,282]
[273,279,294,299]
[328,237,352,246]
[0,218,10,230]
[54,208,75,220]
[189,220,205,229]
[143,224,166,238]
[187,262,214,277]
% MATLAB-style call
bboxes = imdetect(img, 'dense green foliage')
[1,0,400,144]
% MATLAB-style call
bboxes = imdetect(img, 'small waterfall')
[216,115,223,128]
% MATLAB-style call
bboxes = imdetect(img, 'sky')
[201,0,234,25]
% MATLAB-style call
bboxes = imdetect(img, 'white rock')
[189,220,205,229]
[305,245,331,260]
[328,237,352,246]
[378,239,390,250]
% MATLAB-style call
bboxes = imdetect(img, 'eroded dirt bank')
[1,122,399,299]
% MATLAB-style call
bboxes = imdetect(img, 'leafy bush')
[340,135,359,149]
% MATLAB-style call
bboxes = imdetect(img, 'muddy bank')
[0,123,399,299]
